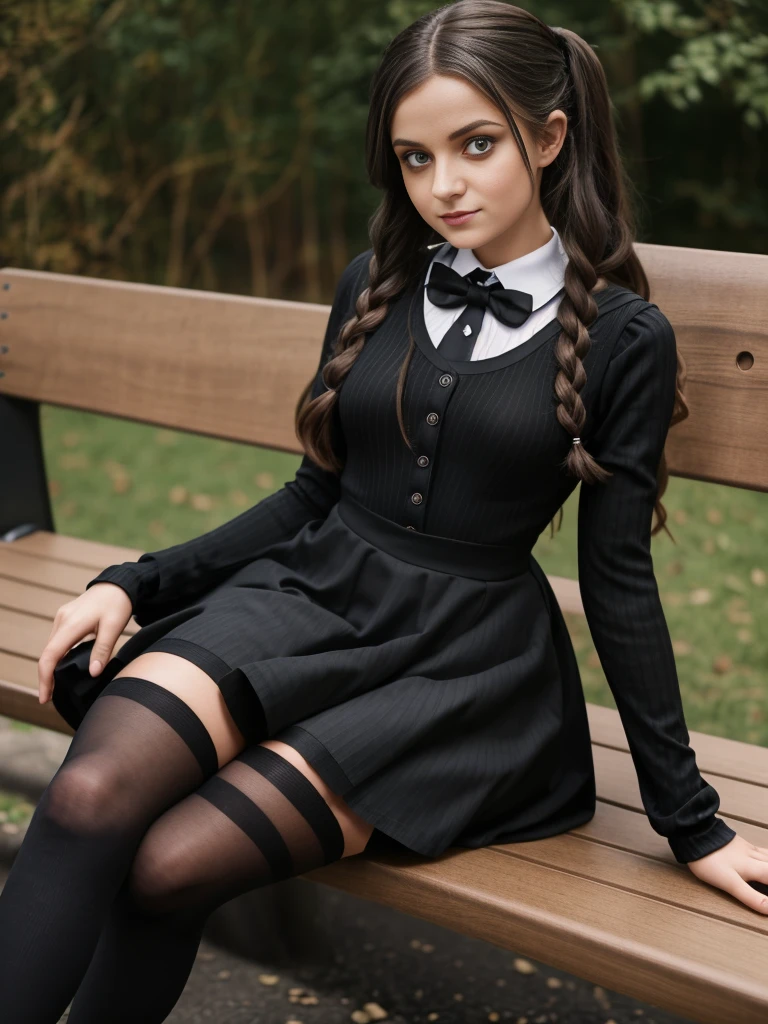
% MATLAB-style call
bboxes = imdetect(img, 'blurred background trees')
[2,0,766,303]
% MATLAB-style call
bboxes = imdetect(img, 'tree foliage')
[1,0,765,299]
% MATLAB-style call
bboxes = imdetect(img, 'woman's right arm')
[85,249,372,620]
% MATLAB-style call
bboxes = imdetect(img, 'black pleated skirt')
[111,494,597,858]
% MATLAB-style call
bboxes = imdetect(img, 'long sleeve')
[577,304,737,864]
[85,249,371,623]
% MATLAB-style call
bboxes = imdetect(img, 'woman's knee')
[42,758,126,835]
[125,833,183,916]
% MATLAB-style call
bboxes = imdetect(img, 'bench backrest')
[1,242,766,491]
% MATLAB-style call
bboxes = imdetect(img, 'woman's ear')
[538,109,567,168]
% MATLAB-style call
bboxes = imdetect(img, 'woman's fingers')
[38,619,90,705]
[726,868,768,914]
[688,837,768,914]
[37,584,132,707]
[89,619,122,678]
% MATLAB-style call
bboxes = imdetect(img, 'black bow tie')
[426,260,534,328]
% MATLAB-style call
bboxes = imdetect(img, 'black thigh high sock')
[66,745,347,1024]
[0,676,221,1024]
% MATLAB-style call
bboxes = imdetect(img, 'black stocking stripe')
[196,776,295,882]
[237,745,345,864]
[101,677,219,779]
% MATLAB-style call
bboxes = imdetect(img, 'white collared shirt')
[424,225,569,360]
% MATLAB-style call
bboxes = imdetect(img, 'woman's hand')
[37,583,133,705]
[687,834,768,912]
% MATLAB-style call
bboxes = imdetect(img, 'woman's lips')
[440,210,479,226]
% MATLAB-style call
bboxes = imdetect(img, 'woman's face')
[390,74,566,265]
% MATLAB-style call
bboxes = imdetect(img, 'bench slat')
[569,798,768,861]
[588,702,768,788]
[8,530,144,569]
[0,544,115,596]
[593,743,768,829]
[0,575,136,634]
[0,267,325,455]
[0,651,39,691]
[2,243,767,489]
[513,826,768,932]
[305,844,768,1024]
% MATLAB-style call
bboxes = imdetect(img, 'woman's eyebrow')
[392,119,505,148]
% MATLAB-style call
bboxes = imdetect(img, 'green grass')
[0,789,35,826]
[41,403,768,748]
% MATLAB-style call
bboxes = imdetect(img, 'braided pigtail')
[296,194,434,473]
[543,24,687,538]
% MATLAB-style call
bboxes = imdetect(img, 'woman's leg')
[66,738,375,1024]
[0,652,249,1024]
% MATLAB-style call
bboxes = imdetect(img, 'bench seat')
[1,245,767,1023]
[2,527,767,1024]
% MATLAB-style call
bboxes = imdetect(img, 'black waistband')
[337,494,531,582]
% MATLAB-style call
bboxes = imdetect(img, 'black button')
[439,373,453,387]
[406,525,416,531]
[411,492,423,504]
[417,455,429,467]
[426,412,439,425]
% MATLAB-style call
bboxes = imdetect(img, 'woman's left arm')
[577,304,768,912]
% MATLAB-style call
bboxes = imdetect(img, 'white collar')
[429,226,568,310]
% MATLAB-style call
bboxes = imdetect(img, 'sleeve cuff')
[668,816,738,864]
[85,560,160,613]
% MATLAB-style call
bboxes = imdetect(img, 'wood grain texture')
[304,844,768,1024]
[636,242,768,491]
[2,241,767,488]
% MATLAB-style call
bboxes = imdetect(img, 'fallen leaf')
[191,493,214,511]
[363,1002,388,1020]
[169,485,188,504]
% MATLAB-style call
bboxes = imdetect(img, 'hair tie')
[572,436,581,446]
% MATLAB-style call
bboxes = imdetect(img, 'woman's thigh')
[113,651,374,856]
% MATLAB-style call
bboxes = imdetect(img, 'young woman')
[2,1,765,1020]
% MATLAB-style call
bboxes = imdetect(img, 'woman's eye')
[466,135,495,156]
[404,151,430,168]
[402,135,496,168]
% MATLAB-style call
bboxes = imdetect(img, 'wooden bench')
[1,244,767,1023]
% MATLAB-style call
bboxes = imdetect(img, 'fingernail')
[91,661,101,674]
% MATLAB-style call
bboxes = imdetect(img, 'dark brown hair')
[295,0,688,538]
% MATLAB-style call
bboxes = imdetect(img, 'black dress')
[81,247,737,864]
